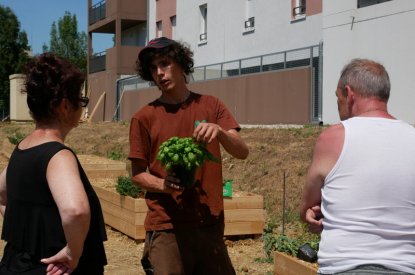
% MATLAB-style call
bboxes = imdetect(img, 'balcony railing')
[293,5,306,17]
[89,51,106,73]
[89,0,106,25]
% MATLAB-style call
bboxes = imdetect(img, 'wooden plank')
[103,211,146,240]
[100,199,146,224]
[224,195,263,209]
[224,209,265,222]
[224,221,264,236]
[93,185,147,212]
[85,169,128,179]
[87,91,106,122]
[274,251,318,275]
[95,184,265,239]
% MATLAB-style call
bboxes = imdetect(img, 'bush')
[115,176,143,198]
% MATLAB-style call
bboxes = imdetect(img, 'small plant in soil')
[157,137,218,188]
[116,176,143,198]
[7,132,25,145]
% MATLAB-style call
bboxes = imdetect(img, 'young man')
[129,37,249,275]
[301,59,415,274]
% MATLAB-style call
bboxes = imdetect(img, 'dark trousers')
[141,223,236,275]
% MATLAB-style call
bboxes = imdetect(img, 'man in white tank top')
[301,59,415,275]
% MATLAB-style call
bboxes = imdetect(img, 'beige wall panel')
[118,68,311,125]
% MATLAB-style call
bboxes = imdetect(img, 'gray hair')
[338,59,390,101]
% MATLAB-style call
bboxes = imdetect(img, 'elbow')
[239,147,249,160]
[236,145,249,160]
[62,203,91,223]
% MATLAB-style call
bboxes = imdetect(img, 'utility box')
[9,74,32,121]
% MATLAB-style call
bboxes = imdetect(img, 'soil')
[0,121,324,274]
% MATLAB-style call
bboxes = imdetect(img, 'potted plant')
[157,137,217,188]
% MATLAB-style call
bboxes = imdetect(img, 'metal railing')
[113,44,322,122]
[89,51,106,73]
[89,0,106,25]
[192,45,319,82]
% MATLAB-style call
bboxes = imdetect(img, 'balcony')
[89,0,106,25]
[89,45,144,75]
[89,51,106,73]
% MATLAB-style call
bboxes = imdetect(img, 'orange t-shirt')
[128,92,240,231]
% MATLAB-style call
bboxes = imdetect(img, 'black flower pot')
[171,165,196,188]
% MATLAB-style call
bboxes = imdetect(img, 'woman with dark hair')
[0,53,107,274]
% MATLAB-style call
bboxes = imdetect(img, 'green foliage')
[7,132,25,145]
[115,176,142,198]
[0,5,31,113]
[108,151,122,160]
[157,137,217,171]
[43,11,87,71]
[107,150,124,160]
[262,219,320,259]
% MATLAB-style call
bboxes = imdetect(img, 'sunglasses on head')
[79,96,89,107]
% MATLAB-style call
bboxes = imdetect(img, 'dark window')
[293,0,306,17]
[245,17,255,28]
[358,0,392,8]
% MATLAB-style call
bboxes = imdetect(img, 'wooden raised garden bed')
[274,251,318,275]
[92,184,265,240]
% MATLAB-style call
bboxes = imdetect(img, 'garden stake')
[282,170,286,235]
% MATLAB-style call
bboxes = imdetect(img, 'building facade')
[323,0,415,124]
[87,0,415,125]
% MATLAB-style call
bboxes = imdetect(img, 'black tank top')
[1,142,107,274]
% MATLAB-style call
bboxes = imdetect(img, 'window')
[293,0,306,18]
[358,0,392,8]
[156,21,162,37]
[170,16,176,39]
[199,4,207,43]
[245,0,255,31]
[245,17,255,28]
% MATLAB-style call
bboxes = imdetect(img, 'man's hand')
[305,205,324,234]
[163,172,184,192]
[193,122,222,144]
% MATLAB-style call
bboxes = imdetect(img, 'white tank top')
[319,117,415,274]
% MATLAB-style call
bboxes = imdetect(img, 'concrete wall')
[322,0,415,124]
[9,74,32,121]
[119,67,311,124]
[174,0,322,67]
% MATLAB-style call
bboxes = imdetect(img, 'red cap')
[138,37,175,62]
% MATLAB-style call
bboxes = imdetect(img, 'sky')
[1,0,112,55]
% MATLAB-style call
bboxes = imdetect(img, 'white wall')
[175,0,322,67]
[148,0,157,41]
[322,0,415,124]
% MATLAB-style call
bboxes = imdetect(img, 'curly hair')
[24,53,85,122]
[136,40,194,83]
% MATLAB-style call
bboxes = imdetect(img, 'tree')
[0,5,31,117]
[43,11,87,72]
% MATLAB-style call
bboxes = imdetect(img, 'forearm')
[60,207,90,260]
[132,171,166,193]
[0,167,7,216]
[218,129,249,159]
